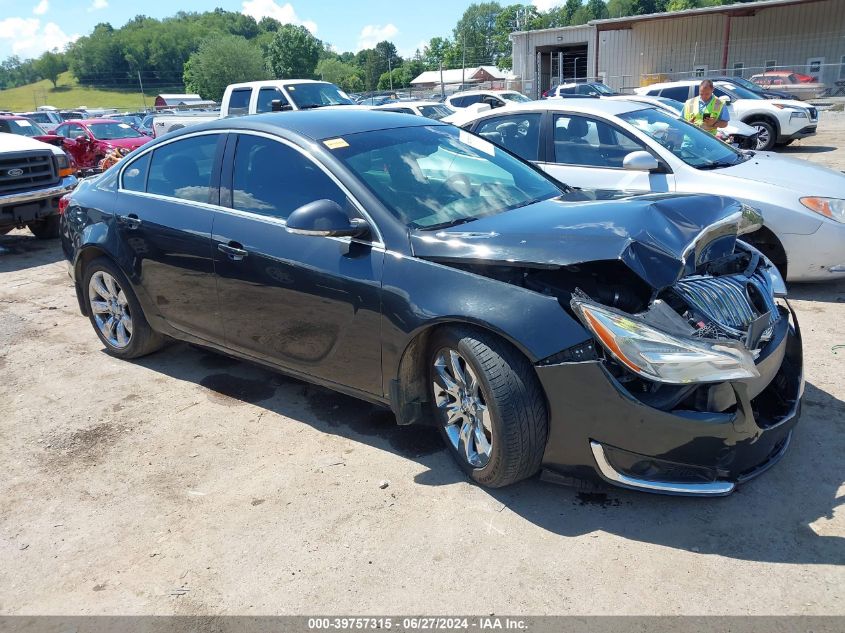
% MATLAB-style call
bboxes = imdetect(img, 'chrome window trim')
[117,127,385,248]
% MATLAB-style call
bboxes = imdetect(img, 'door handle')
[218,242,249,261]
[117,213,141,229]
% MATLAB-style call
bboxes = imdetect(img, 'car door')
[537,113,674,193]
[114,132,226,343]
[212,131,384,396]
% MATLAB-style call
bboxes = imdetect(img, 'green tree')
[36,51,66,88]
[265,24,322,79]
[183,35,268,101]
[315,57,363,92]
[452,2,504,66]
[607,0,637,17]
[421,37,455,71]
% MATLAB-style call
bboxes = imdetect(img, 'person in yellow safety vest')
[683,79,730,135]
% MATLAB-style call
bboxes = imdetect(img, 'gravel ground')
[1,113,843,616]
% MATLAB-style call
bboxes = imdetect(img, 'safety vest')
[684,96,724,135]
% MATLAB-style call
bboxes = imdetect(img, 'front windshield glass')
[418,104,454,120]
[729,77,764,93]
[0,119,46,137]
[651,97,683,115]
[287,82,355,108]
[501,92,530,103]
[716,83,762,100]
[332,125,561,229]
[592,83,615,95]
[618,108,744,170]
[88,122,143,140]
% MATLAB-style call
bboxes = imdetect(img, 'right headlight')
[800,197,845,223]
[571,298,760,385]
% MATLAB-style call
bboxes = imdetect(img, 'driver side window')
[66,125,87,140]
[552,115,647,168]
[474,113,541,161]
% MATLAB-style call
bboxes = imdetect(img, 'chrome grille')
[674,271,779,339]
[0,150,58,195]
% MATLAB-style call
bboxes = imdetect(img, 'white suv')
[634,80,817,150]
[445,90,530,110]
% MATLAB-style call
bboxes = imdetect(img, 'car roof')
[183,109,441,142]
[518,98,648,116]
[65,118,117,125]
[0,115,27,120]
[449,90,518,97]
[227,79,331,89]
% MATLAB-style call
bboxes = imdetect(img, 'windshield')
[0,118,46,137]
[501,92,531,103]
[592,83,615,95]
[618,108,744,170]
[418,104,454,120]
[88,122,144,140]
[728,77,764,93]
[650,97,683,115]
[716,83,762,100]
[287,82,355,108]
[332,125,561,229]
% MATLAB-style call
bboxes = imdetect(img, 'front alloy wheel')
[433,349,493,468]
[88,270,133,349]
[428,327,548,488]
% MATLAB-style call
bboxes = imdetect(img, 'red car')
[50,118,151,169]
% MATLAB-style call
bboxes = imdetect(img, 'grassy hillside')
[0,72,174,112]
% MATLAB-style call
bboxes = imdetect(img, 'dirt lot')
[1,113,844,616]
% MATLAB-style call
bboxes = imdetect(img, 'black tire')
[82,257,164,359]
[428,326,548,488]
[748,119,777,151]
[27,215,60,239]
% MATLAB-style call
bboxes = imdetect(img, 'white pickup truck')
[153,80,359,137]
[0,133,77,239]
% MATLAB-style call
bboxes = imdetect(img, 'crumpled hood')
[410,193,745,290]
[718,151,845,198]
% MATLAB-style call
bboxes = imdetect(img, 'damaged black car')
[62,110,803,495]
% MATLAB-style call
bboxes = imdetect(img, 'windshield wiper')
[698,158,742,170]
[418,217,479,231]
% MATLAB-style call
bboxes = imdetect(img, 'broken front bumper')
[536,302,803,496]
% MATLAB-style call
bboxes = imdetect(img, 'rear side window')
[231,134,347,221]
[146,134,220,203]
[659,87,691,103]
[475,113,542,161]
[122,153,151,192]
[256,87,288,113]
[228,88,252,115]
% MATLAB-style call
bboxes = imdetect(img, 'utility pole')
[440,60,444,98]
[137,70,148,111]
[461,32,466,88]
[387,53,393,91]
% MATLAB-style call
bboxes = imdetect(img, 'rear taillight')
[58,194,70,215]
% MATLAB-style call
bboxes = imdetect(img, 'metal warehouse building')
[510,0,845,98]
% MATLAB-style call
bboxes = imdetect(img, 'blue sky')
[0,0,559,61]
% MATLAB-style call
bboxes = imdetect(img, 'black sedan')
[61,110,803,495]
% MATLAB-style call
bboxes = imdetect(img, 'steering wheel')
[442,173,473,198]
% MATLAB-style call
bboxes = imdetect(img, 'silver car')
[459,99,845,282]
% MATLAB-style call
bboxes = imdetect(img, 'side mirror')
[622,150,659,172]
[271,99,292,112]
[286,199,369,238]
[719,95,731,104]
[78,135,91,143]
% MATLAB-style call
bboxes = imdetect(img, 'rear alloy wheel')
[27,215,60,239]
[429,327,548,488]
[750,120,776,151]
[83,257,164,359]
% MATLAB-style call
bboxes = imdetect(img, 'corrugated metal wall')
[512,0,845,93]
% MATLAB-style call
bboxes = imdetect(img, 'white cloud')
[241,0,317,34]
[33,0,49,16]
[0,17,78,56]
[88,0,108,12]
[356,23,399,51]
[532,0,564,11]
